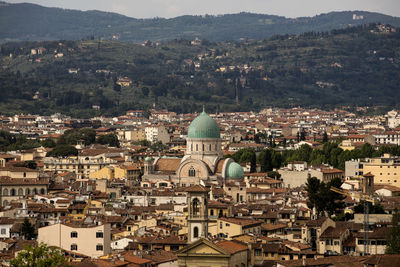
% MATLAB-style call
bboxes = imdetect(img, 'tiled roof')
[321,168,344,174]
[216,159,226,173]
[319,226,348,239]
[275,255,367,267]
[261,223,287,231]
[142,250,177,264]
[185,185,209,193]
[0,217,14,225]
[208,200,229,208]
[219,217,263,227]
[0,176,49,185]
[216,240,248,254]
[363,254,400,267]
[355,227,389,239]
[155,158,181,172]
[305,217,328,227]
[0,166,38,172]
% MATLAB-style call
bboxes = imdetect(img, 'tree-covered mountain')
[1,1,400,43]
[0,24,399,117]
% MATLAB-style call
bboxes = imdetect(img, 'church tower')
[186,185,209,243]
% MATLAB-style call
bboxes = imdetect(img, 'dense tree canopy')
[306,177,345,217]
[96,134,120,148]
[386,209,400,254]
[20,218,35,240]
[46,145,78,157]
[1,24,400,116]
[10,243,69,267]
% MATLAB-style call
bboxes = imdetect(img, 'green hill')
[0,24,399,117]
[1,1,400,43]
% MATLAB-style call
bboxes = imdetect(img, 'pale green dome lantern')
[225,162,244,179]
[188,108,220,139]
[144,156,152,162]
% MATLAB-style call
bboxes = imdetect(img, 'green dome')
[225,162,244,179]
[144,156,152,162]
[188,111,220,139]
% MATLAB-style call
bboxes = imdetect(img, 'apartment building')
[362,154,400,187]
[38,223,111,258]
[215,217,262,238]
[43,154,117,179]
[145,126,170,144]
[373,131,400,145]
[0,167,48,207]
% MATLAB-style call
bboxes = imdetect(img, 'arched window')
[40,188,45,195]
[193,226,199,238]
[188,167,196,177]
[191,144,193,151]
[209,144,212,151]
[25,188,30,195]
[10,189,16,196]
[3,200,8,207]
[3,189,8,196]
[33,188,38,194]
[18,188,23,196]
[192,198,199,216]
[196,144,198,151]
[159,183,168,188]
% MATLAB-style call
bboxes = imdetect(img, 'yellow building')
[133,236,186,252]
[125,129,146,142]
[214,217,262,239]
[114,164,141,179]
[318,226,350,255]
[208,200,231,218]
[177,238,249,267]
[0,154,18,167]
[339,139,356,151]
[116,77,132,87]
[89,166,115,180]
[89,164,141,180]
[362,154,400,187]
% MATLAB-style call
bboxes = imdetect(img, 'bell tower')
[186,185,209,243]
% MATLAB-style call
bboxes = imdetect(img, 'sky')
[5,0,400,19]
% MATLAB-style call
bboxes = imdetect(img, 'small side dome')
[144,156,152,163]
[225,162,244,179]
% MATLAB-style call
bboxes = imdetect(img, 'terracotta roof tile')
[185,185,209,193]
[216,240,248,254]
[155,158,181,172]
